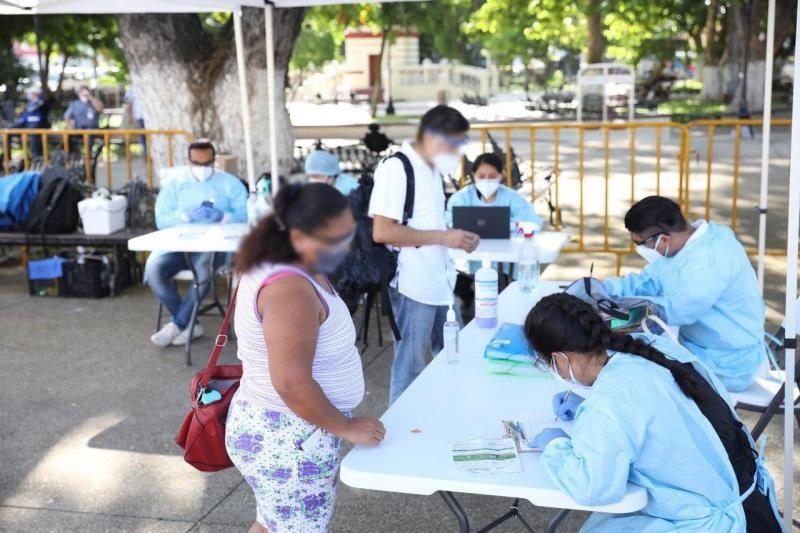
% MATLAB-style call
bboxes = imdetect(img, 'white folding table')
[340,281,648,532]
[448,231,570,264]
[128,224,249,365]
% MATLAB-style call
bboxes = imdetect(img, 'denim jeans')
[144,251,222,329]
[388,285,460,404]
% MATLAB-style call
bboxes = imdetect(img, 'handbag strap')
[199,282,239,389]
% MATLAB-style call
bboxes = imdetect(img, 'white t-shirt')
[368,141,456,306]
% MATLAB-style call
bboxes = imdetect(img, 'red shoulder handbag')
[175,285,242,472]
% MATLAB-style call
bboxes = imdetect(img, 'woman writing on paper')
[523,293,782,532]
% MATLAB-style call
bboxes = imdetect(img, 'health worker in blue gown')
[524,293,782,533]
[602,195,766,391]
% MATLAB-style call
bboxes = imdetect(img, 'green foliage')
[290,5,358,70]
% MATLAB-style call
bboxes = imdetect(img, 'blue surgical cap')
[304,150,340,177]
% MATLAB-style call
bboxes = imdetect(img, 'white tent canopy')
[1,1,796,527]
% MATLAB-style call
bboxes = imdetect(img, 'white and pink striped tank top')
[234,263,365,412]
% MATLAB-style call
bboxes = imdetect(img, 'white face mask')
[551,352,592,390]
[635,235,669,264]
[475,178,501,199]
[432,153,461,176]
[191,165,214,182]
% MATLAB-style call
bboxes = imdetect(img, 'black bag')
[331,152,414,338]
[24,176,82,235]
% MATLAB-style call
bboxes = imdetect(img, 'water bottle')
[474,253,498,328]
[518,231,540,293]
[247,177,273,226]
[443,304,460,364]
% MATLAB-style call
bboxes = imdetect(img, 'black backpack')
[331,152,414,338]
[24,175,82,235]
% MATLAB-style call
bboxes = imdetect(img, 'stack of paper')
[451,438,522,474]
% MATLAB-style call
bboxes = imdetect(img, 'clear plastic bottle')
[474,253,498,328]
[518,231,540,293]
[443,304,460,364]
[247,177,273,226]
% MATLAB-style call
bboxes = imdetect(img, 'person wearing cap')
[304,150,360,196]
[13,87,51,158]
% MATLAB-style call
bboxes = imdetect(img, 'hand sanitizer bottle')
[443,304,460,364]
[474,253,498,328]
[518,231,540,293]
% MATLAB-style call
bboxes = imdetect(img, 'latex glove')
[552,391,585,422]
[529,428,569,449]
[187,204,224,223]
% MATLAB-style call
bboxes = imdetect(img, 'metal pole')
[780,5,800,528]
[233,9,257,192]
[757,0,776,293]
[265,2,280,194]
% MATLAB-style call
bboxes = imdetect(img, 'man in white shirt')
[369,105,480,403]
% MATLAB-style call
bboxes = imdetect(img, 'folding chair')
[731,297,800,440]
[154,262,234,366]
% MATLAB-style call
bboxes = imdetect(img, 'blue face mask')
[309,230,355,274]
[311,247,350,274]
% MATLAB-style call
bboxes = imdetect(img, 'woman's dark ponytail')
[235,182,350,273]
[524,293,709,405]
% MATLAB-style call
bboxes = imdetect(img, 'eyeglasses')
[310,229,355,248]
[632,232,667,247]
[425,128,469,148]
[189,158,215,167]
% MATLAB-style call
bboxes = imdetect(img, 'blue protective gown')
[445,184,543,229]
[155,168,248,229]
[541,334,779,532]
[334,173,360,196]
[602,221,765,391]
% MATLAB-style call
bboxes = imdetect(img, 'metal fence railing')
[1,128,194,188]
[467,118,791,272]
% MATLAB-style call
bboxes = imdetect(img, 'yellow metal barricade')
[0,128,193,188]
[466,118,790,272]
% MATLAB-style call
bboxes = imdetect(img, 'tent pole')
[781,4,800,529]
[265,1,279,194]
[757,0,776,294]
[233,8,257,193]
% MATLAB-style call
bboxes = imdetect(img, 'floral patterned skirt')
[225,393,342,532]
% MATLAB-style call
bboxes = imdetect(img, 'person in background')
[363,122,393,154]
[446,152,543,229]
[227,182,384,533]
[304,149,359,195]
[64,85,104,153]
[370,105,480,404]
[13,86,50,158]
[524,294,782,532]
[146,140,247,347]
[602,196,766,391]
[124,84,146,157]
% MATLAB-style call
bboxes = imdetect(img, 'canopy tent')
[1,0,798,527]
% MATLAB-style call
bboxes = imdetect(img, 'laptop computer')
[452,206,511,239]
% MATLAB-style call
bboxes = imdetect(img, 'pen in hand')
[555,389,573,422]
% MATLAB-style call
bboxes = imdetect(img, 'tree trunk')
[703,0,721,66]
[55,53,70,97]
[369,27,389,118]
[117,8,305,178]
[586,0,604,64]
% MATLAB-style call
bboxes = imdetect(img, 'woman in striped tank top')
[226,183,385,533]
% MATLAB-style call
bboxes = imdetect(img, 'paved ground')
[0,251,798,532]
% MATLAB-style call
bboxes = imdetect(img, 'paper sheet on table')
[451,438,522,474]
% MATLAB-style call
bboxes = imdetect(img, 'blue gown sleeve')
[154,181,184,229]
[223,179,248,223]
[445,189,469,228]
[508,192,543,229]
[652,261,729,325]
[602,268,662,298]
[540,407,637,505]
